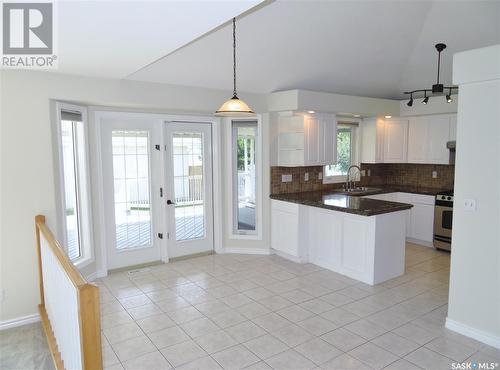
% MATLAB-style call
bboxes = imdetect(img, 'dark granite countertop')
[371,185,451,196]
[270,191,413,216]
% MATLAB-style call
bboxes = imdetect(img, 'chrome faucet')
[345,165,361,191]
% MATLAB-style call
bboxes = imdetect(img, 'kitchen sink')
[332,187,382,195]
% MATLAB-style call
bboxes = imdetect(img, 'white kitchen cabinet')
[359,118,384,163]
[449,114,457,141]
[365,192,435,247]
[383,118,408,163]
[271,200,308,262]
[277,113,337,166]
[407,114,456,165]
[407,117,429,163]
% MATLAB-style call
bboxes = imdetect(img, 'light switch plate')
[318,172,323,180]
[304,172,309,181]
[281,174,292,183]
[463,199,476,211]
[432,170,438,178]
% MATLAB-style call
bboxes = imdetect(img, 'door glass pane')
[172,132,205,241]
[61,119,81,260]
[233,123,257,232]
[112,130,152,250]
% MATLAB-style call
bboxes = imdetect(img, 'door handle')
[167,200,176,205]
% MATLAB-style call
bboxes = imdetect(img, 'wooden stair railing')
[35,215,102,370]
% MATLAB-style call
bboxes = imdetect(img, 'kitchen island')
[270,191,413,285]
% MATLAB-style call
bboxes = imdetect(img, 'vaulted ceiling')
[56,1,499,100]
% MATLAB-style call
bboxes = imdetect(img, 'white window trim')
[225,116,263,241]
[323,122,360,184]
[53,102,94,269]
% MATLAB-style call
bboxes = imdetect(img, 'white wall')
[446,45,500,348]
[0,70,267,324]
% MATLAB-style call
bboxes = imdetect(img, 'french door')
[102,118,162,270]
[164,122,214,258]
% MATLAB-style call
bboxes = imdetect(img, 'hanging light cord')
[232,17,237,98]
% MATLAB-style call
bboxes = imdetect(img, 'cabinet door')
[449,114,457,141]
[427,116,450,164]
[271,202,299,256]
[383,119,408,163]
[322,116,337,165]
[304,116,321,165]
[407,117,429,163]
[410,203,434,242]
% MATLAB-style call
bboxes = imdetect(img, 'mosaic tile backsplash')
[271,163,455,195]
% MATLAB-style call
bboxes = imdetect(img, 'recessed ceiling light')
[307,110,315,114]
[385,115,392,119]
[353,114,361,118]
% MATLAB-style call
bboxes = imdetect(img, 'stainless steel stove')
[434,190,453,251]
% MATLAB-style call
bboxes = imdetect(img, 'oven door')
[434,205,453,250]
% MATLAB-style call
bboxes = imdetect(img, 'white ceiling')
[55,0,263,78]
[127,0,500,99]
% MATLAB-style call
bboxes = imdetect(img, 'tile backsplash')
[271,163,455,194]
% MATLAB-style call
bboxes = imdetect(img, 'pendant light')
[215,18,254,116]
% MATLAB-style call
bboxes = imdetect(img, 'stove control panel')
[436,194,454,202]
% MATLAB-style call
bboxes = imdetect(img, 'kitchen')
[269,96,456,285]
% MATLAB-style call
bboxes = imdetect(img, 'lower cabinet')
[364,192,435,246]
[270,200,308,262]
[271,199,406,284]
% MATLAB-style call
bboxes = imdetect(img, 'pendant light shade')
[215,18,254,117]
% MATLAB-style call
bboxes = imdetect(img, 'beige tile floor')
[2,243,500,370]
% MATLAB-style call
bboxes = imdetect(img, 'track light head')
[407,97,413,107]
[422,96,429,104]
[446,95,453,103]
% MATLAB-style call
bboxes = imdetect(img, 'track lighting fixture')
[404,43,458,106]
[446,89,453,103]
[422,92,429,104]
[407,93,413,107]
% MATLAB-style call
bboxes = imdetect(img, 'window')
[232,121,257,234]
[324,124,357,183]
[111,130,152,249]
[56,105,92,264]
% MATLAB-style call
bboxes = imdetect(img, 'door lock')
[167,200,176,205]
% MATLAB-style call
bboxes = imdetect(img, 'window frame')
[231,120,259,236]
[53,102,94,268]
[323,122,359,184]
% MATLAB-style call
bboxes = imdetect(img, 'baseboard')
[446,317,500,349]
[0,313,40,331]
[271,249,307,264]
[85,269,107,282]
[406,237,434,248]
[221,247,272,255]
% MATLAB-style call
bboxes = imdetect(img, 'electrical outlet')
[463,199,476,211]
[367,169,371,176]
[432,170,438,179]
[318,172,323,180]
[304,172,309,181]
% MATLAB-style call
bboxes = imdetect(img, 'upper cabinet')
[276,113,337,166]
[361,114,456,165]
[407,114,456,165]
[359,118,384,164]
[383,118,409,163]
[359,117,408,163]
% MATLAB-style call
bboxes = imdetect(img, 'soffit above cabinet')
[268,89,400,117]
